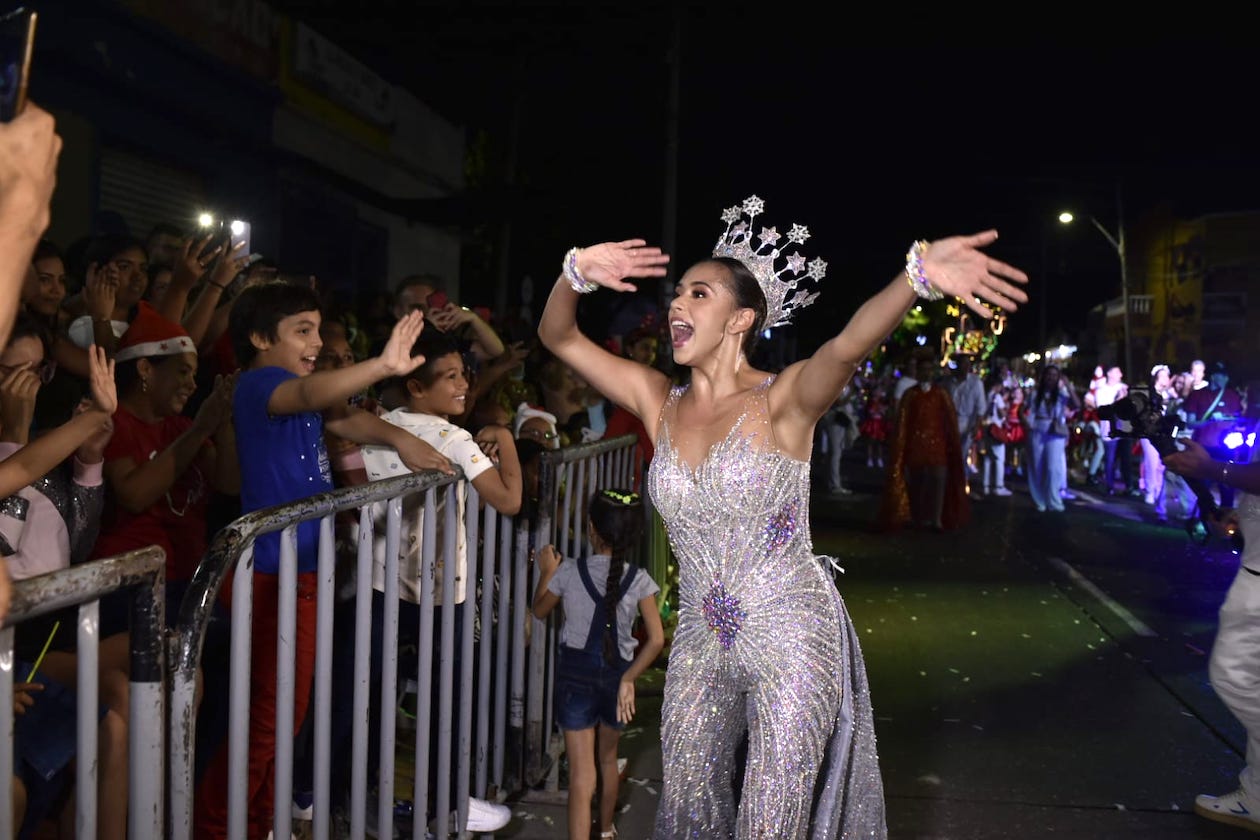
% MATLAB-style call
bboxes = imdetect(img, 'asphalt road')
[497,453,1250,839]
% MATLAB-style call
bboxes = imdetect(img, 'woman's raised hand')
[573,240,670,293]
[920,231,1029,319]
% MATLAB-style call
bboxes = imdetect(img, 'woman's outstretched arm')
[538,240,673,428]
[774,231,1028,428]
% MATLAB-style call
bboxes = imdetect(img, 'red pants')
[195,571,317,839]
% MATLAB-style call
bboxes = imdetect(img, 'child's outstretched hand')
[87,344,117,415]
[536,544,560,576]
[73,398,114,464]
[378,311,427,378]
[396,435,454,476]
[617,678,636,724]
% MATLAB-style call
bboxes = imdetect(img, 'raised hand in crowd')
[157,233,219,322]
[83,261,120,321]
[192,372,237,437]
[0,103,62,349]
[427,296,506,361]
[181,244,250,349]
[87,344,117,415]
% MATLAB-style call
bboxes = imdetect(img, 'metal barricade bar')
[0,545,166,840]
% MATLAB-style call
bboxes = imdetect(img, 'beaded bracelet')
[562,247,599,294]
[905,240,944,301]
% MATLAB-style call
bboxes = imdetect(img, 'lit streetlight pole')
[1058,184,1130,377]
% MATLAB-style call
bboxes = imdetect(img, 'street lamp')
[1058,189,1130,378]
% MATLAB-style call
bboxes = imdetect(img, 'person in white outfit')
[1163,438,1260,832]
[820,384,861,496]
[981,379,1012,497]
[1139,364,1177,522]
[950,355,987,480]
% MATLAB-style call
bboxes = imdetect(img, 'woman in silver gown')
[539,198,1028,838]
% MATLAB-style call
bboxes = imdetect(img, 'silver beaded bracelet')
[562,247,599,294]
[905,240,944,301]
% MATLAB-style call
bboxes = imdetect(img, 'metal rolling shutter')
[98,147,206,241]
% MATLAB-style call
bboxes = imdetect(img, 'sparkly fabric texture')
[648,376,886,839]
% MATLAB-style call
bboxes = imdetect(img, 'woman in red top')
[91,302,239,627]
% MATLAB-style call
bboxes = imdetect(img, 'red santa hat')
[115,301,197,363]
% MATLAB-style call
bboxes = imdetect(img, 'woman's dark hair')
[33,239,62,264]
[83,234,147,270]
[588,488,645,665]
[229,281,323,367]
[1034,365,1061,411]
[709,257,767,358]
[405,331,465,389]
[6,310,52,355]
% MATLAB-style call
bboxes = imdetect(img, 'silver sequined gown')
[648,377,886,839]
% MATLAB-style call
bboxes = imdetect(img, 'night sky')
[281,4,1258,356]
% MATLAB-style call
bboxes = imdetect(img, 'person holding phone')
[388,274,505,363]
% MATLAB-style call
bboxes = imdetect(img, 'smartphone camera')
[426,290,449,312]
[229,219,251,257]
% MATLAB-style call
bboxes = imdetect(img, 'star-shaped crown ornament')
[711,195,827,328]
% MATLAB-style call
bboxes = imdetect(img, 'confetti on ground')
[1114,804,1126,811]
[619,803,632,814]
[948,668,959,674]
[1021,633,1031,639]
[1186,643,1206,656]
[919,671,927,677]
[917,774,942,786]
[911,616,918,621]
[944,718,961,723]
[1030,672,1043,678]
[627,777,650,787]
[647,786,658,795]
[970,630,978,636]
[971,724,984,731]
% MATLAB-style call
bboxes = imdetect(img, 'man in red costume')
[878,354,970,531]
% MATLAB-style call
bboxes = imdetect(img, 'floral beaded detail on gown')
[648,376,886,839]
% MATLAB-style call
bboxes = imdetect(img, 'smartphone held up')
[0,6,37,122]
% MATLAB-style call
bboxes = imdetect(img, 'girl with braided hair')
[532,489,665,840]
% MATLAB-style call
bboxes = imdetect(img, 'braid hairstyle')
[588,489,645,666]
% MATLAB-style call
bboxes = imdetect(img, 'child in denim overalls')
[532,489,665,840]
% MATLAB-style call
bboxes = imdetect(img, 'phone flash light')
[229,220,246,235]
[197,213,214,228]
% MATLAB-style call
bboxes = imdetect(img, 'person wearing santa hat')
[90,301,240,628]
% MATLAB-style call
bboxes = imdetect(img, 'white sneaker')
[1195,789,1260,832]
[991,487,1012,497]
[464,796,512,832]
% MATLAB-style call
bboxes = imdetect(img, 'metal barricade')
[167,433,649,839]
[0,545,166,839]
[522,434,639,790]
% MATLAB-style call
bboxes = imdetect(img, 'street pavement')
[491,453,1251,839]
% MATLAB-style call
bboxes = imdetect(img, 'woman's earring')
[141,378,149,393]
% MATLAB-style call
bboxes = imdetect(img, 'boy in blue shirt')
[195,280,452,840]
